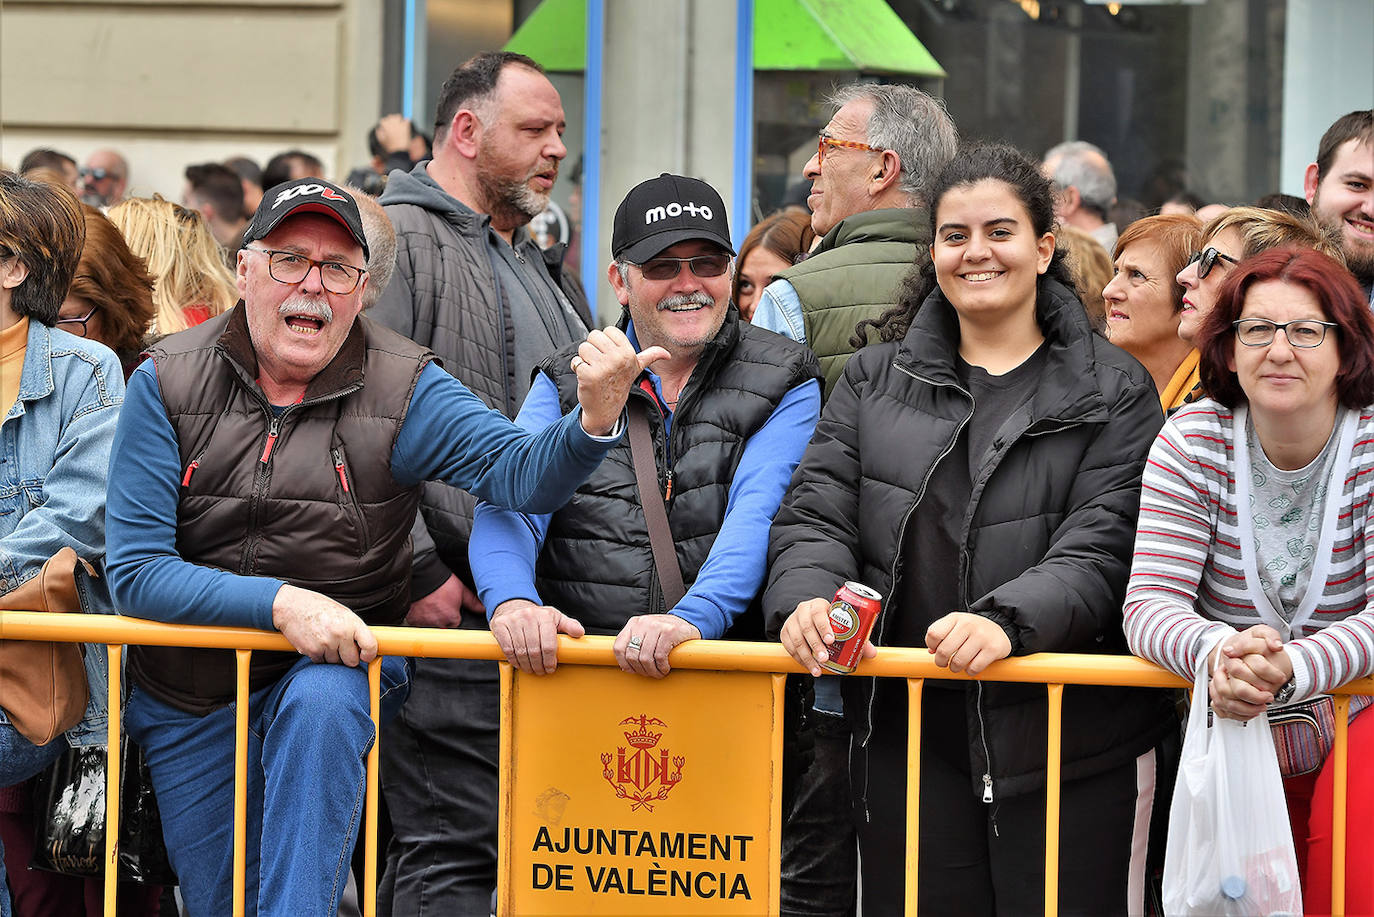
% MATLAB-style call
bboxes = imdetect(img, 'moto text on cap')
[612,173,734,264]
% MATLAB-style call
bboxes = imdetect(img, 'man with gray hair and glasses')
[1043,139,1120,252]
[750,81,956,917]
[752,81,957,399]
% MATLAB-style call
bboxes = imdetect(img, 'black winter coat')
[764,278,1177,804]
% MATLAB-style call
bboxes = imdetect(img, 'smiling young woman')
[770,144,1178,915]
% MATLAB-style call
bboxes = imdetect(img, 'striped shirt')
[1124,399,1374,703]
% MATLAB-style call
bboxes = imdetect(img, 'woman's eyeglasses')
[56,307,100,338]
[1233,318,1337,349]
[1187,247,1240,279]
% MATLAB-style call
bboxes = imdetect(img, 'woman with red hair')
[1125,247,1374,912]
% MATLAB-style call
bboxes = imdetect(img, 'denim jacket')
[0,320,124,747]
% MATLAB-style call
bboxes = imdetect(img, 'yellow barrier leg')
[497,662,514,917]
[104,645,123,917]
[364,658,381,917]
[1333,694,1351,917]
[770,674,786,911]
[1045,683,1063,917]
[233,649,251,917]
[905,678,924,916]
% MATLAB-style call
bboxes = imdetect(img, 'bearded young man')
[1305,110,1374,301]
[370,50,594,913]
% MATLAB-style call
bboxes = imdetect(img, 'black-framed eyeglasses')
[246,247,367,295]
[56,306,100,338]
[630,254,732,281]
[1187,247,1240,279]
[1233,318,1338,348]
[78,167,118,183]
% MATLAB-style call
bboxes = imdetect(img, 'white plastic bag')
[1162,654,1302,916]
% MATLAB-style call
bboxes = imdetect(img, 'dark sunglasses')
[630,254,731,281]
[1187,247,1240,279]
[79,167,120,182]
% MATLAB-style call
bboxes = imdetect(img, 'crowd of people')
[0,45,1372,917]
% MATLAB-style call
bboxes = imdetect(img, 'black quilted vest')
[129,307,433,714]
[534,310,820,639]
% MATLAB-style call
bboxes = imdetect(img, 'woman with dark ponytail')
[766,144,1178,914]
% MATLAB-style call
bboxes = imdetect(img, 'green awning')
[504,0,945,78]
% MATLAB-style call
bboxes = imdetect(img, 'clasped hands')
[1208,624,1294,721]
[489,599,700,679]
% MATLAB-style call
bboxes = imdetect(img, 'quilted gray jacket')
[373,162,590,595]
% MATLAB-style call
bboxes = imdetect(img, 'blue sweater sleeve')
[671,379,821,637]
[106,361,283,629]
[391,362,618,511]
[469,374,564,615]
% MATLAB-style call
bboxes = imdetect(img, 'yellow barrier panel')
[498,665,783,914]
[5,611,1372,916]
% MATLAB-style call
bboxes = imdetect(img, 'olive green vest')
[778,207,929,399]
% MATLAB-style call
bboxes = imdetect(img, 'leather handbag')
[0,547,92,746]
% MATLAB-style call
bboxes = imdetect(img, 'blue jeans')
[125,654,410,917]
[0,723,68,917]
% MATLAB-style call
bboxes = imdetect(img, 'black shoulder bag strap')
[626,408,686,611]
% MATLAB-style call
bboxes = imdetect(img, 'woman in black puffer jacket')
[765,145,1179,916]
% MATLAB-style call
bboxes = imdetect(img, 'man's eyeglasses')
[817,133,883,166]
[79,167,118,183]
[1187,247,1240,280]
[630,254,731,282]
[56,306,100,338]
[1233,318,1338,349]
[247,248,367,295]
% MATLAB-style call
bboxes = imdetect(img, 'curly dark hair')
[852,143,1079,346]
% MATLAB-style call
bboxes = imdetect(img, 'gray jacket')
[373,162,590,595]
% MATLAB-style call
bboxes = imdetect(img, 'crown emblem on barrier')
[602,713,684,812]
[621,714,664,748]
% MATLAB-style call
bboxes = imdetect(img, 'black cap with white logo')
[612,173,733,263]
[243,177,370,260]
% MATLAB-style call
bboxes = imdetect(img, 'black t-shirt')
[890,343,1048,663]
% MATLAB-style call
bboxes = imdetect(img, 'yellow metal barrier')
[3,610,1370,916]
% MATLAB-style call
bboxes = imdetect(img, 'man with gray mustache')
[103,177,656,916]
[470,173,821,681]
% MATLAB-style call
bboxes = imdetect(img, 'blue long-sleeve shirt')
[470,328,820,639]
[106,359,621,631]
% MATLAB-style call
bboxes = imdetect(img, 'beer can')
[819,581,883,675]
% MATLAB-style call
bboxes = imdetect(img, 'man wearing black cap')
[471,172,821,674]
[101,178,658,917]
